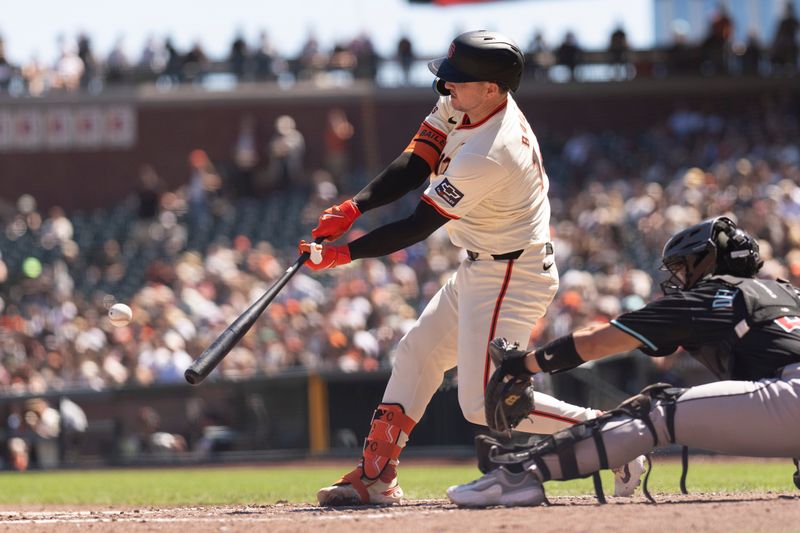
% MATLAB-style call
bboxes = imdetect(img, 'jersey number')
[775,316,800,333]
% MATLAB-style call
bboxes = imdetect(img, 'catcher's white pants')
[383,244,597,436]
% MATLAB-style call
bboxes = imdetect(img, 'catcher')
[450,216,800,507]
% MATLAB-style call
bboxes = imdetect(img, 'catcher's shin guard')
[490,383,687,504]
[319,403,416,505]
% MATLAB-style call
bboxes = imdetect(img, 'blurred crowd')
[1,3,799,95]
[1,94,799,399]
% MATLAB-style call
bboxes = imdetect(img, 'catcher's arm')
[525,322,642,374]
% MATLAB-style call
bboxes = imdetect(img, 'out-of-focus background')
[0,0,798,472]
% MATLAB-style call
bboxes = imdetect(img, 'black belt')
[466,242,553,262]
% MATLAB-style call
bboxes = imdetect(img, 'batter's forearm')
[347,219,428,259]
[348,201,447,259]
[353,153,431,212]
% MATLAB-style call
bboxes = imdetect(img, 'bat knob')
[184,368,202,385]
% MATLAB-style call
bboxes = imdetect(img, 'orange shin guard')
[361,403,416,480]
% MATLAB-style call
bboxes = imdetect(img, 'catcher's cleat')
[447,466,545,508]
[317,465,404,506]
[612,455,647,497]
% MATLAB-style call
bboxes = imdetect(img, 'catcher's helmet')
[660,216,763,293]
[428,30,524,93]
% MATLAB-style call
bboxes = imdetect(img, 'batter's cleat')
[612,455,647,497]
[316,466,404,506]
[447,466,545,508]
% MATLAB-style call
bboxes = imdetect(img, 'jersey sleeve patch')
[403,121,447,171]
[434,178,464,207]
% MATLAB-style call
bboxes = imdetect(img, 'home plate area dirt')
[1,493,798,533]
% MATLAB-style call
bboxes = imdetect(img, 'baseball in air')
[108,303,133,327]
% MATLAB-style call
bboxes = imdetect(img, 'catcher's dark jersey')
[611,276,800,381]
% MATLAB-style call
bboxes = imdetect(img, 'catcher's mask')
[660,216,763,294]
[429,30,524,95]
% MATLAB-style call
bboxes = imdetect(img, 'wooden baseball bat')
[184,237,324,385]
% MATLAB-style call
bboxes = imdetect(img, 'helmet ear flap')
[717,226,763,277]
[433,78,451,96]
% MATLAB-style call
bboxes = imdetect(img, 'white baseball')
[108,303,133,327]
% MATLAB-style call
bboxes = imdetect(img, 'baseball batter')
[449,216,800,507]
[301,30,640,507]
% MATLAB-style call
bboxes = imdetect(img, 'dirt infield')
[1,493,798,533]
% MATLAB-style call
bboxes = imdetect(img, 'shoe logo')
[619,465,631,483]
[543,351,554,361]
[448,117,457,125]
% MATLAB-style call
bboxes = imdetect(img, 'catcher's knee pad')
[361,403,416,480]
[612,382,687,445]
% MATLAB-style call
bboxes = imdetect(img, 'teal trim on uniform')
[610,319,658,351]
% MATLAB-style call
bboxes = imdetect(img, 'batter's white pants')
[383,243,597,437]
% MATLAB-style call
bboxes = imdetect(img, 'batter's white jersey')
[420,94,551,255]
[382,93,597,439]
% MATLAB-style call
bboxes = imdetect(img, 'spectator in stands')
[324,107,354,188]
[186,149,223,241]
[666,20,697,76]
[396,35,414,85]
[253,30,277,81]
[138,34,166,78]
[106,37,129,85]
[0,38,15,93]
[135,164,163,221]
[740,30,763,76]
[555,31,582,80]
[53,37,84,92]
[123,406,187,458]
[229,33,249,81]
[608,25,630,78]
[350,32,379,81]
[265,115,306,192]
[329,42,357,77]
[163,38,183,83]
[76,33,96,90]
[771,2,799,75]
[526,31,553,81]
[183,42,209,83]
[701,3,734,75]
[24,398,60,469]
[230,115,260,198]
[297,32,326,81]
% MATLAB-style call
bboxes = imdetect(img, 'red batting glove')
[299,240,352,271]
[311,199,361,242]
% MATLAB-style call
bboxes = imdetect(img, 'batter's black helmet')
[428,30,524,92]
[660,216,763,293]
